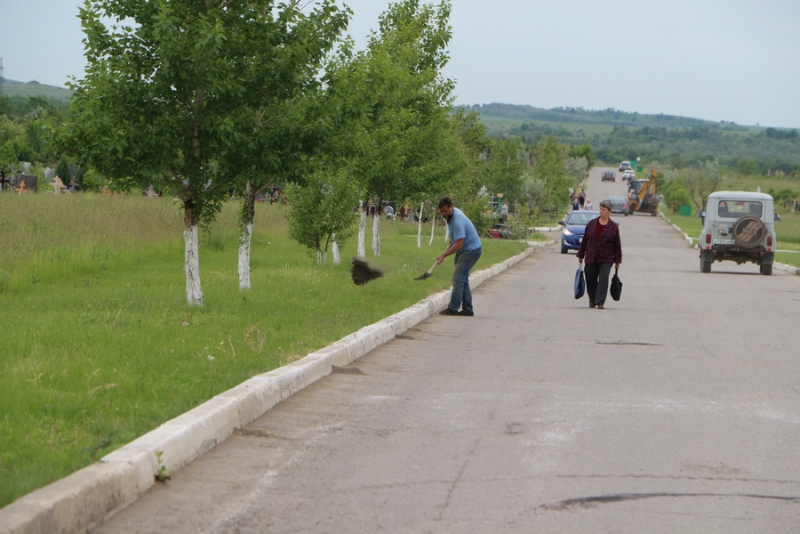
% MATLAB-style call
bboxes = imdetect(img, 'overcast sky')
[1,0,798,128]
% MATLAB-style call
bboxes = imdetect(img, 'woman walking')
[576,200,622,309]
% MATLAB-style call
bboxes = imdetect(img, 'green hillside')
[469,103,762,133]
[2,79,72,100]
[468,103,800,173]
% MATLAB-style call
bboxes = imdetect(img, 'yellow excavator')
[627,169,659,216]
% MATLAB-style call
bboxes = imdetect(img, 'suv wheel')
[760,263,773,276]
[700,257,711,273]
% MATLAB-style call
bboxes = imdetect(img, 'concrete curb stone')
[0,245,536,534]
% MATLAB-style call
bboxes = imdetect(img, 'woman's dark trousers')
[584,262,613,306]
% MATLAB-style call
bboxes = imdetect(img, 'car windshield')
[566,212,597,225]
[609,196,625,203]
[717,200,762,219]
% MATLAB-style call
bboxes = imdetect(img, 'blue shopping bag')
[574,266,585,299]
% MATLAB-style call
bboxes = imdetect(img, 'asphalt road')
[97,168,800,533]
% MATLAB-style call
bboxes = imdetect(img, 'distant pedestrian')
[578,189,586,208]
[577,200,622,309]
[436,197,482,317]
[499,202,508,224]
[572,197,580,211]
[584,199,593,210]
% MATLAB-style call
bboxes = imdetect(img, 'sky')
[1,0,799,128]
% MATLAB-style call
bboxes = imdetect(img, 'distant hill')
[2,79,71,100]
[466,103,800,172]
[467,103,761,134]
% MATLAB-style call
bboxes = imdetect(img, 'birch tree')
[326,0,458,257]
[59,0,346,304]
[286,170,361,265]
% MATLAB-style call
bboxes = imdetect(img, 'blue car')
[559,210,599,254]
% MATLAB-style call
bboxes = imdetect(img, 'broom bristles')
[351,258,384,285]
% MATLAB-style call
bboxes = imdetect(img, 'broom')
[413,260,439,281]
[350,257,384,285]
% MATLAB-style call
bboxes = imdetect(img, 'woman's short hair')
[599,199,613,211]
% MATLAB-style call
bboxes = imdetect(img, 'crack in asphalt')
[539,492,800,511]
[596,341,663,346]
[436,434,483,522]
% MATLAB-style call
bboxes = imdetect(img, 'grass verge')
[0,195,528,507]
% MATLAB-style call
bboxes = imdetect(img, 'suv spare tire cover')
[732,216,766,247]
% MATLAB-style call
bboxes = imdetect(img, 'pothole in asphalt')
[332,366,366,375]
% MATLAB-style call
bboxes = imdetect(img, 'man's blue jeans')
[448,247,482,313]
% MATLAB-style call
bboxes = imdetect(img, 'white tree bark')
[184,225,204,306]
[332,234,340,265]
[237,222,253,290]
[357,208,366,257]
[417,202,424,248]
[372,212,381,256]
[429,214,436,245]
[316,248,326,266]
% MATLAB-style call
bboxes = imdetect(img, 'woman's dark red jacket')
[576,218,622,264]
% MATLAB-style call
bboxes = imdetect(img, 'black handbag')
[574,266,585,299]
[610,267,622,301]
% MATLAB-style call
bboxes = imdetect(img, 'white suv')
[698,191,779,275]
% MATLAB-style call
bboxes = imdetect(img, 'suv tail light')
[767,236,773,247]
[705,234,711,244]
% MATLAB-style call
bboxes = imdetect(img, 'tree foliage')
[286,170,362,263]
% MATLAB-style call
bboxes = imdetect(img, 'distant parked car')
[609,195,627,215]
[559,210,599,253]
[622,170,636,182]
[619,161,631,172]
[601,171,616,182]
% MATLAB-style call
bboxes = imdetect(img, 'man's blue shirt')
[448,208,482,251]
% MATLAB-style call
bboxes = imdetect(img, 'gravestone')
[13,173,38,192]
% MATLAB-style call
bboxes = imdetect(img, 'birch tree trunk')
[238,223,253,289]
[357,206,366,257]
[184,224,204,306]
[332,235,340,265]
[238,180,256,290]
[417,202,424,248]
[316,247,326,266]
[372,212,381,256]
[429,214,436,245]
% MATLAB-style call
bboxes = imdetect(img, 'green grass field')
[2,81,72,100]
[0,193,528,507]
[479,114,614,135]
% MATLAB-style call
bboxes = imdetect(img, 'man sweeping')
[436,196,482,316]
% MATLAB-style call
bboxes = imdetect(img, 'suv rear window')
[717,200,762,219]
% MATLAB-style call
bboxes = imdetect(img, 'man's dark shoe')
[589,303,595,308]
[457,310,474,316]
[439,308,459,316]
[597,304,604,309]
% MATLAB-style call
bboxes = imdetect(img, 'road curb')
[659,210,799,275]
[0,246,537,534]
